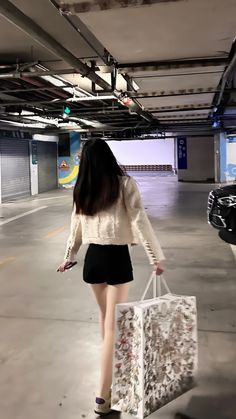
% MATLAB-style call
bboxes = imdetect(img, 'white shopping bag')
[112,274,198,418]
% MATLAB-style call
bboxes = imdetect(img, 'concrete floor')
[0,173,236,419]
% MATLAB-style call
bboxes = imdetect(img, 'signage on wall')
[177,137,187,169]
[31,141,38,165]
[59,160,70,171]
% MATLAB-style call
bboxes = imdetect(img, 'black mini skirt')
[83,244,133,285]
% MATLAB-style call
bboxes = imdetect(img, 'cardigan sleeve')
[64,207,82,261]
[123,176,165,264]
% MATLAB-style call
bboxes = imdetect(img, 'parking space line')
[0,207,48,226]
[34,196,68,201]
[230,245,236,260]
[45,226,66,239]
[0,257,16,266]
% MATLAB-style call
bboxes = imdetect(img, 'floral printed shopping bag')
[112,274,198,418]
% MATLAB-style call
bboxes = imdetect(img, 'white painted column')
[214,132,227,183]
[0,150,2,204]
[29,141,38,196]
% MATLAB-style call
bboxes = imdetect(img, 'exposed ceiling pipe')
[0,0,153,123]
[0,69,78,79]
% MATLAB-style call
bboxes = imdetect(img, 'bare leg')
[90,284,107,339]
[99,283,130,400]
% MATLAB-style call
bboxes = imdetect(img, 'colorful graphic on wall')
[58,132,80,187]
[226,136,236,181]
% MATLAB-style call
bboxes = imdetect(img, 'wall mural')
[58,132,80,187]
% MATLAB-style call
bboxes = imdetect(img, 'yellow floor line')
[0,257,16,266]
[45,226,66,239]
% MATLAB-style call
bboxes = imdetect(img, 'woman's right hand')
[57,260,73,273]
[153,261,164,275]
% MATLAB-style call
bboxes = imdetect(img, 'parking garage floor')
[0,173,236,419]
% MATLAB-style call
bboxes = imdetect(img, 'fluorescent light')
[0,119,46,128]
[9,111,35,116]
[24,116,59,125]
[132,80,140,91]
[67,95,116,102]
[63,86,88,97]
[41,75,66,87]
[78,118,105,128]
[58,121,79,128]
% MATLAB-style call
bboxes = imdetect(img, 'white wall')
[178,136,215,182]
[106,139,175,165]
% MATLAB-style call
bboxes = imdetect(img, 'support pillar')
[0,150,2,204]
[214,132,227,183]
[29,140,38,196]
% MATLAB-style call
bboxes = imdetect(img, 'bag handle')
[140,272,171,301]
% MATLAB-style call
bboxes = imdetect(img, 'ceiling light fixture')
[67,95,116,102]
[41,75,66,87]
[132,80,140,91]
[0,119,47,129]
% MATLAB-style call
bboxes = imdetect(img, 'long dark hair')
[73,138,126,215]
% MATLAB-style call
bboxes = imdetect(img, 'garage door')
[37,141,58,193]
[0,139,31,202]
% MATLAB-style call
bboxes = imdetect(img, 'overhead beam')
[118,57,228,73]
[150,106,211,114]
[130,89,219,99]
[0,98,117,107]
[60,0,186,14]
[0,86,71,94]
[0,68,78,79]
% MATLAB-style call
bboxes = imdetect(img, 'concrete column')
[214,132,227,183]
[0,150,2,204]
[29,140,38,196]
[178,136,215,182]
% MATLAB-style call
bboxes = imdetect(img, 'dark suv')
[207,184,236,244]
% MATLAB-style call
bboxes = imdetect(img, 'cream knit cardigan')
[65,176,165,264]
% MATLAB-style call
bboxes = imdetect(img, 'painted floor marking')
[45,226,66,239]
[34,196,69,201]
[0,206,47,226]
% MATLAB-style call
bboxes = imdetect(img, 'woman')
[58,138,165,415]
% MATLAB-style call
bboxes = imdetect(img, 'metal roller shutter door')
[38,141,58,193]
[0,139,30,202]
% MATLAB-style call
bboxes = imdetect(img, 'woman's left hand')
[153,262,164,275]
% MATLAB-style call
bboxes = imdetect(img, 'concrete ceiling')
[78,0,236,63]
